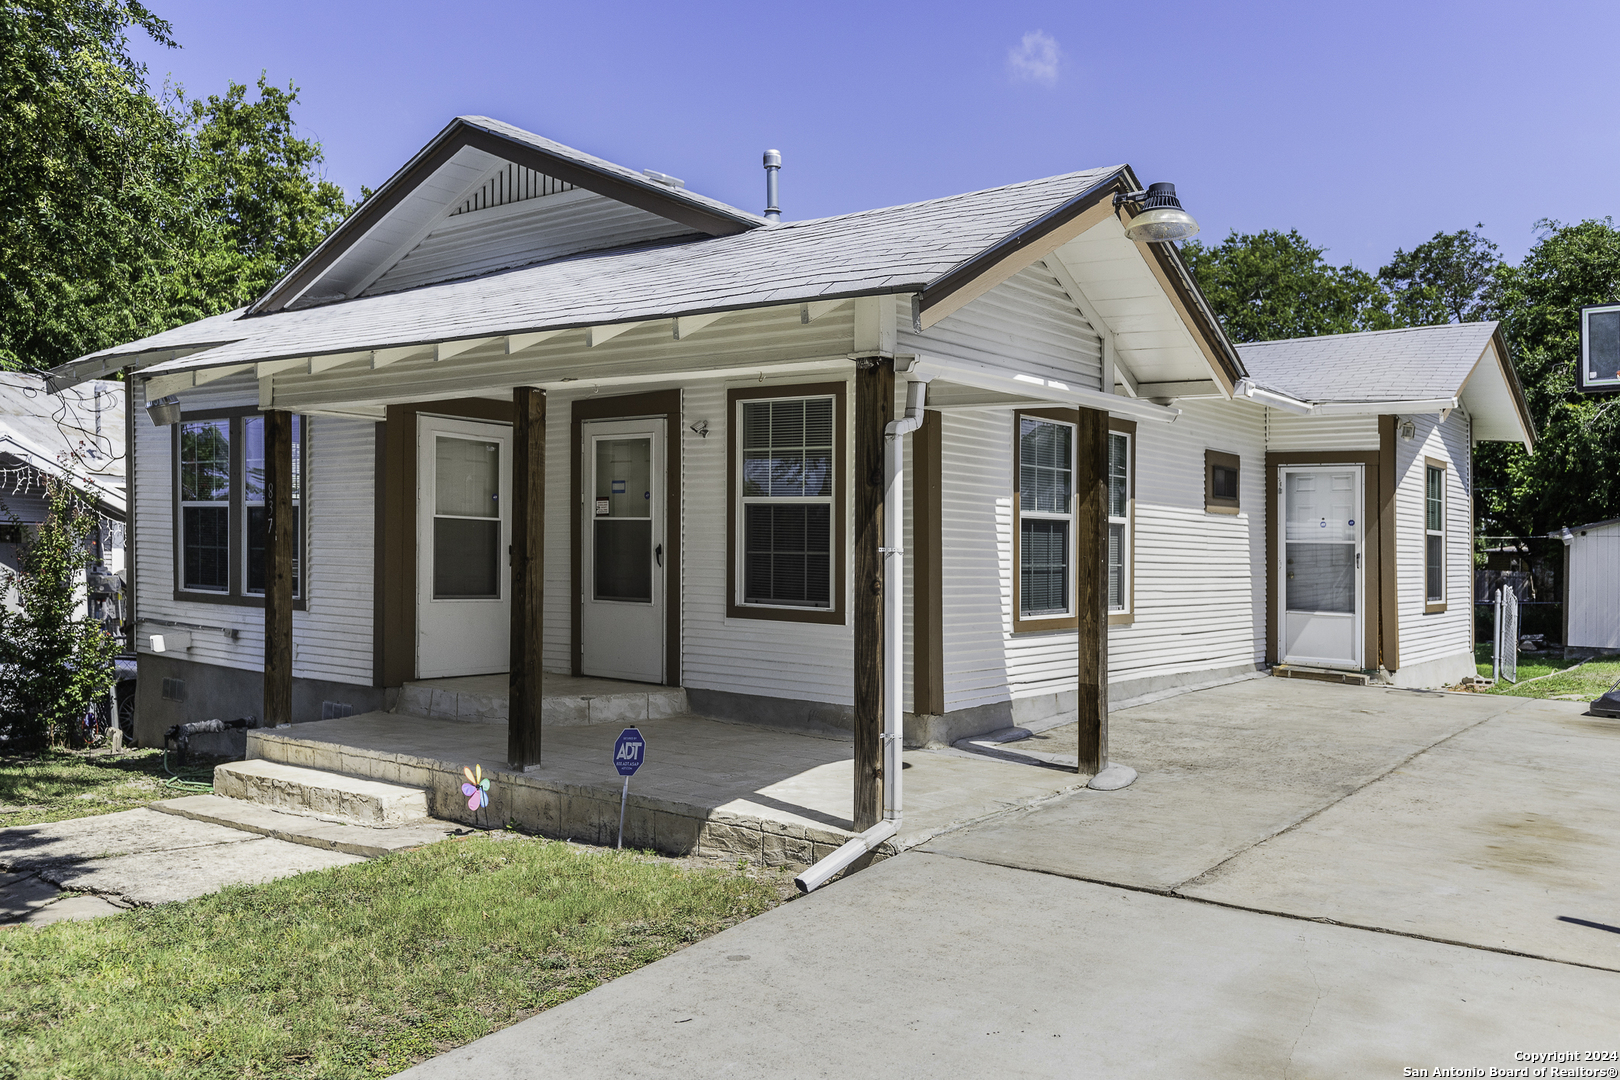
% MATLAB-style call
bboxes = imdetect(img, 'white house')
[46,117,1535,839]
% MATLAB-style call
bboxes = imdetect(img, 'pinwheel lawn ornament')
[462,765,491,822]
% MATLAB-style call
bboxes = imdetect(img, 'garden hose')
[161,751,215,792]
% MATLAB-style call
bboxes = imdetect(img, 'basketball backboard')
[1579,303,1620,393]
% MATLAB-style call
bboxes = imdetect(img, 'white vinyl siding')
[939,399,1267,713]
[1395,408,1473,669]
[1565,522,1620,651]
[134,377,376,686]
[1265,412,1380,452]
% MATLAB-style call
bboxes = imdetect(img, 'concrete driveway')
[397,678,1620,1078]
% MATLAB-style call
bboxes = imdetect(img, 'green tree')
[1379,226,1503,326]
[1181,228,1395,343]
[165,75,352,324]
[0,5,354,373]
[0,0,194,373]
[1475,219,1620,536]
[0,480,121,749]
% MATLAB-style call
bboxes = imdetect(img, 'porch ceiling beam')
[1135,379,1223,399]
[902,354,1180,424]
[800,299,848,324]
[924,398,1057,411]
[1109,338,1140,398]
[143,371,195,399]
[310,350,373,374]
[374,345,433,368]
[436,337,497,362]
[507,329,567,353]
[257,358,310,378]
[192,363,254,386]
[586,321,650,347]
[673,312,726,340]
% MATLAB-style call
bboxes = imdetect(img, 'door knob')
[655,543,664,567]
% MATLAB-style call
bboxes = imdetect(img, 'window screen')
[1107,432,1130,611]
[1018,417,1074,618]
[740,397,834,608]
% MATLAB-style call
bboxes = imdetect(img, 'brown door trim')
[570,390,683,686]
[377,398,514,688]
[1265,450,1387,671]
[913,411,945,716]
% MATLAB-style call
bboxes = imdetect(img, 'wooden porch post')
[1075,407,1109,774]
[853,358,892,830]
[263,409,294,729]
[509,386,546,770]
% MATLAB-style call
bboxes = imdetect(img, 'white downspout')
[794,372,928,894]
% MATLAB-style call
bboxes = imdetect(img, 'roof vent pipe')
[763,149,781,222]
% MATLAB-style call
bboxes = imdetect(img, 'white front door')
[417,414,512,678]
[581,418,665,683]
[1280,466,1364,669]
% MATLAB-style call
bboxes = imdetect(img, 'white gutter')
[793,372,929,894]
[905,354,1179,424]
[1233,379,1461,419]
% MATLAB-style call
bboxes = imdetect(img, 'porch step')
[1272,664,1373,686]
[396,676,688,726]
[150,794,463,858]
[212,759,430,825]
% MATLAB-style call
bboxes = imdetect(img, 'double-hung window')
[1017,415,1075,622]
[1425,460,1446,609]
[731,388,843,619]
[1108,429,1132,615]
[175,411,304,603]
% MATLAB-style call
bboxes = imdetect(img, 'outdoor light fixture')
[1399,418,1417,441]
[146,395,182,426]
[1115,182,1200,243]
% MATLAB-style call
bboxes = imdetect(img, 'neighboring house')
[0,372,126,621]
[44,118,1534,807]
[1552,518,1620,656]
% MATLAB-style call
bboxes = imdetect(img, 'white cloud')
[1008,30,1062,87]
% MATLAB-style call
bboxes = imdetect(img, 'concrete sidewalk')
[395,854,1620,1080]
[390,677,1620,1077]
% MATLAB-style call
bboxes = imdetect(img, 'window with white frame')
[1107,430,1131,613]
[1018,416,1074,618]
[1425,461,1445,605]
[739,396,835,609]
[175,411,304,602]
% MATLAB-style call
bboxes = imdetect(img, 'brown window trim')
[726,381,847,625]
[1424,456,1448,614]
[1012,408,1080,633]
[1011,412,1136,631]
[1205,448,1241,515]
[1108,418,1136,627]
[172,406,308,611]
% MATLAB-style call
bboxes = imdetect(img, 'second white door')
[581,418,666,683]
[1280,465,1364,670]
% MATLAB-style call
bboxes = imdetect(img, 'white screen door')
[416,415,512,678]
[1280,466,1363,669]
[581,418,665,683]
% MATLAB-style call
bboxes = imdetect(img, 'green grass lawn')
[1470,644,1620,700]
[0,832,790,1079]
[0,748,213,828]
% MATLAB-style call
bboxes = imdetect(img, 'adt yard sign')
[614,727,646,776]
[1579,303,1620,393]
[613,727,645,849]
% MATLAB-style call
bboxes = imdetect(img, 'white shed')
[1557,517,1620,655]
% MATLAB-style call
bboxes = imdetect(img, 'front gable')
[254,116,764,314]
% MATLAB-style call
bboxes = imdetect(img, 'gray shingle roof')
[90,167,1124,375]
[1238,322,1499,403]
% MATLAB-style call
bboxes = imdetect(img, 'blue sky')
[129,0,1620,270]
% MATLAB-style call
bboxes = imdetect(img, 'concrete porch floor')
[247,710,1090,867]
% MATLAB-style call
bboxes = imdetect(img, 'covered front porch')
[245,704,1091,866]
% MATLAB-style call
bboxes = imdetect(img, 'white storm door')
[581,419,665,684]
[1280,466,1364,669]
[416,415,512,678]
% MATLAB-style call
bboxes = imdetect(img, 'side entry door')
[1280,465,1364,670]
